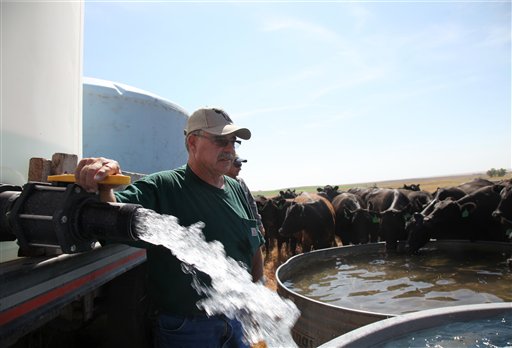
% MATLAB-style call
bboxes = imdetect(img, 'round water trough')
[318,302,512,347]
[276,241,512,347]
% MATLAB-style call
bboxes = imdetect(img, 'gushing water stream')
[133,208,300,347]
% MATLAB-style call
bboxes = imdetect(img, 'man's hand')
[75,157,121,197]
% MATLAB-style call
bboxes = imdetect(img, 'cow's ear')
[317,187,322,192]
[492,184,505,193]
[343,207,352,219]
[334,186,339,191]
[460,202,477,218]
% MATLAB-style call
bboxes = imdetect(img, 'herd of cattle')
[255,178,512,255]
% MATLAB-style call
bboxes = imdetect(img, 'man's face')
[227,161,242,178]
[191,131,239,175]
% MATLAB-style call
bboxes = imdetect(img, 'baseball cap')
[234,157,247,165]
[185,107,251,140]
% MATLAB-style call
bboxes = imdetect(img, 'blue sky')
[84,1,511,191]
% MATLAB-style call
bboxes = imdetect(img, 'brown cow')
[279,193,336,254]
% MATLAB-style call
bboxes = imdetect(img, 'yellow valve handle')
[47,174,131,185]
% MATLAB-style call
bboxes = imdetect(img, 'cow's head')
[351,208,380,244]
[493,185,512,225]
[424,199,476,226]
[259,199,279,238]
[316,185,341,201]
[278,202,304,237]
[406,212,430,253]
[380,207,411,251]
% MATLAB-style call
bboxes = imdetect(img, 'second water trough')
[276,240,512,347]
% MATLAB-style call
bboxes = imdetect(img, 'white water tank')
[0,2,83,186]
[1,1,83,262]
[83,78,189,174]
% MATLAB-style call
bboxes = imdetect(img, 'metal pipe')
[0,181,141,254]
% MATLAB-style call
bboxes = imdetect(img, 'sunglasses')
[195,133,241,149]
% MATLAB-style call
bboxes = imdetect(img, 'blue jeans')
[153,312,249,348]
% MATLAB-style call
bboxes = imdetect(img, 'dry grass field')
[354,172,512,194]
[254,172,512,197]
[260,172,512,291]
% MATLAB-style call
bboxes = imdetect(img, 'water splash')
[133,208,300,347]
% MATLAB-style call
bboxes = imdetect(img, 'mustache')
[218,153,235,161]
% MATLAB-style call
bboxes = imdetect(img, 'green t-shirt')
[114,164,264,315]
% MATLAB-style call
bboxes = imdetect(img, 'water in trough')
[284,242,511,315]
[382,311,512,347]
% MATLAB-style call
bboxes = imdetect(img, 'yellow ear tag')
[47,174,131,185]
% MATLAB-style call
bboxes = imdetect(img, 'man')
[227,156,265,240]
[226,156,247,180]
[75,107,265,348]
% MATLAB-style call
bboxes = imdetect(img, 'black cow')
[279,193,336,254]
[407,184,506,253]
[347,187,379,205]
[258,196,293,254]
[402,184,421,191]
[399,189,433,213]
[457,178,495,194]
[405,185,471,252]
[331,192,379,245]
[424,179,494,217]
[254,195,268,219]
[254,195,269,251]
[366,188,411,251]
[492,182,512,240]
[422,186,467,216]
[278,189,298,199]
[317,185,342,201]
[352,209,381,244]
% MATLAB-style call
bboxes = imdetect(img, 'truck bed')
[0,244,146,346]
